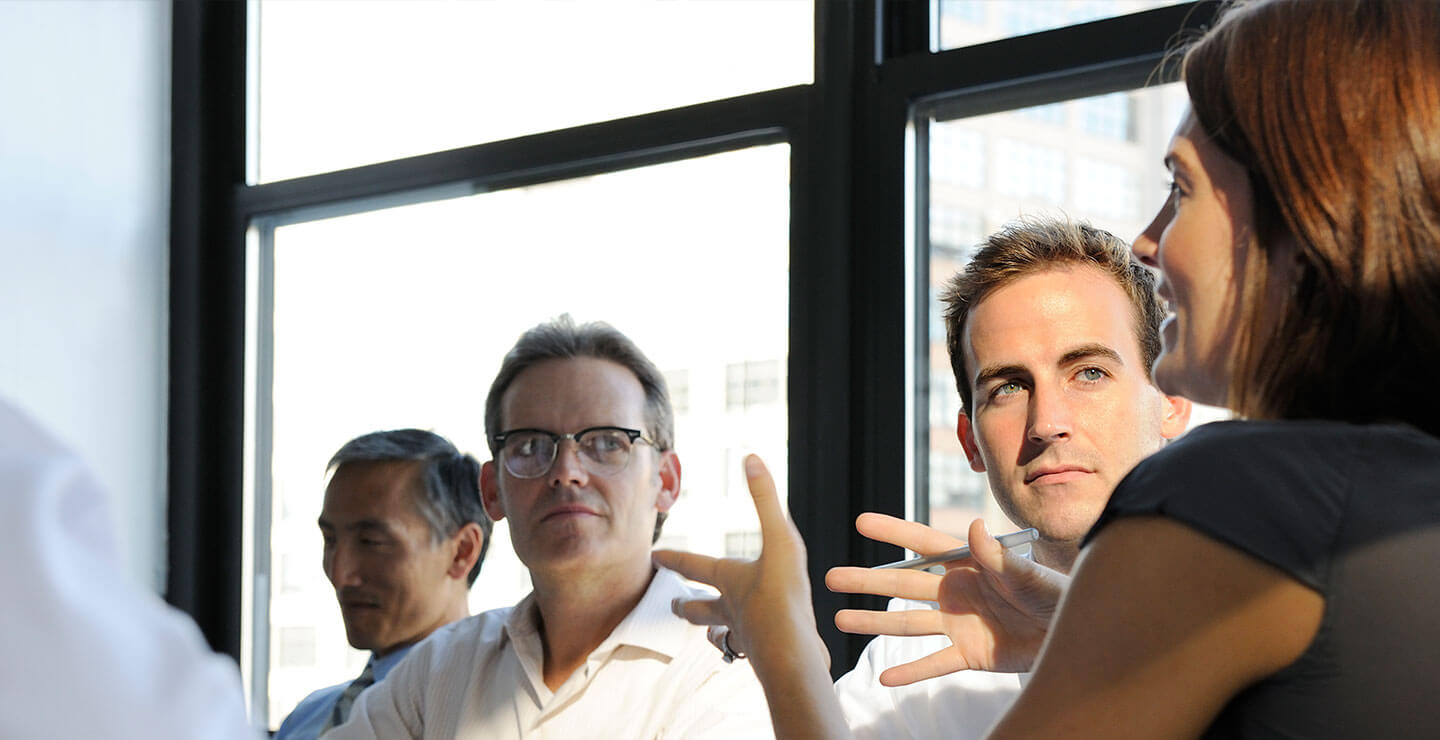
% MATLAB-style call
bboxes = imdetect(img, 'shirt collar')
[601,567,694,660]
[369,642,416,682]
[503,567,695,662]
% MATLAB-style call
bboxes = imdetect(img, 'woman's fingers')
[825,565,942,603]
[855,512,967,556]
[833,606,944,637]
[878,647,971,687]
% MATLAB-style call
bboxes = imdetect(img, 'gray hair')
[484,315,674,541]
[328,428,491,586]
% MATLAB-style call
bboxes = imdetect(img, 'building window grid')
[1001,0,1129,36]
[940,1,987,28]
[276,626,317,669]
[726,360,781,411]
[995,138,1066,203]
[1079,92,1134,141]
[930,204,985,256]
[724,530,763,559]
[665,369,690,415]
[1073,156,1142,222]
[928,451,986,511]
[929,369,960,428]
[930,125,985,189]
[1019,102,1066,127]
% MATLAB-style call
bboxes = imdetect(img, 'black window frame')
[167,0,1221,690]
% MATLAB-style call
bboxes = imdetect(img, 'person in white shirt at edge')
[0,396,258,740]
[326,315,772,739]
[669,217,1193,740]
[275,429,490,739]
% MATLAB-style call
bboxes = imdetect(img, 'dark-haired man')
[276,429,489,740]
[329,317,771,738]
[830,217,1192,739]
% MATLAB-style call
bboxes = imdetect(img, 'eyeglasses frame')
[491,425,659,479]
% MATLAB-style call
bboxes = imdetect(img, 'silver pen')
[872,527,1039,570]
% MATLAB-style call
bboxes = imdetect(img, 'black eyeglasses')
[492,426,657,479]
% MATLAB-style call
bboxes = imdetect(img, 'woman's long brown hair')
[1183,0,1440,434]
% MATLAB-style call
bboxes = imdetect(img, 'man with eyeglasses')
[326,316,772,739]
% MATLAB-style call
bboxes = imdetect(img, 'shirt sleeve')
[1087,421,1355,592]
[0,400,259,740]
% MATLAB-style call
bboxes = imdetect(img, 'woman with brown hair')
[656,0,1440,736]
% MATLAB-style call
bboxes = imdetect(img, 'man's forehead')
[501,356,648,428]
[962,265,1145,373]
[322,459,426,522]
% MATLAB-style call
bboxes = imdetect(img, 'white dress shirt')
[328,567,774,739]
[834,599,1025,740]
[0,398,257,740]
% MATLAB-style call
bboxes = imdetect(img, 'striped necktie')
[321,661,376,732]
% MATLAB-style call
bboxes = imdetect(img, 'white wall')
[0,1,171,591]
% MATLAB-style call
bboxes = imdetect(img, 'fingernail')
[670,597,682,616]
[744,454,764,478]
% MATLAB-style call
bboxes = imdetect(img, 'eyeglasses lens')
[502,429,635,479]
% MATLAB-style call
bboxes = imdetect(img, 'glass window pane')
[919,84,1228,539]
[260,145,789,727]
[936,0,1187,51]
[255,1,812,183]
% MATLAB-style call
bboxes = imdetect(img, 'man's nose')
[547,439,590,488]
[1027,387,1074,443]
[326,543,362,589]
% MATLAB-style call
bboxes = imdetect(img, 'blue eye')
[1078,367,1106,382]
[993,382,1023,398]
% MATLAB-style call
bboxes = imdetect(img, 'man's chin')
[340,622,382,652]
[1021,502,1108,544]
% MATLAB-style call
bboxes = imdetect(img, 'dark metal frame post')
[787,0,866,678]
[168,0,248,659]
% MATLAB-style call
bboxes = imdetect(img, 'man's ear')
[655,451,681,512]
[446,522,484,581]
[957,411,986,473]
[1160,394,1193,439]
[480,460,506,522]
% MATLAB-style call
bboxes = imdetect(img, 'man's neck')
[530,562,656,692]
[370,594,470,659]
[1033,539,1081,575]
